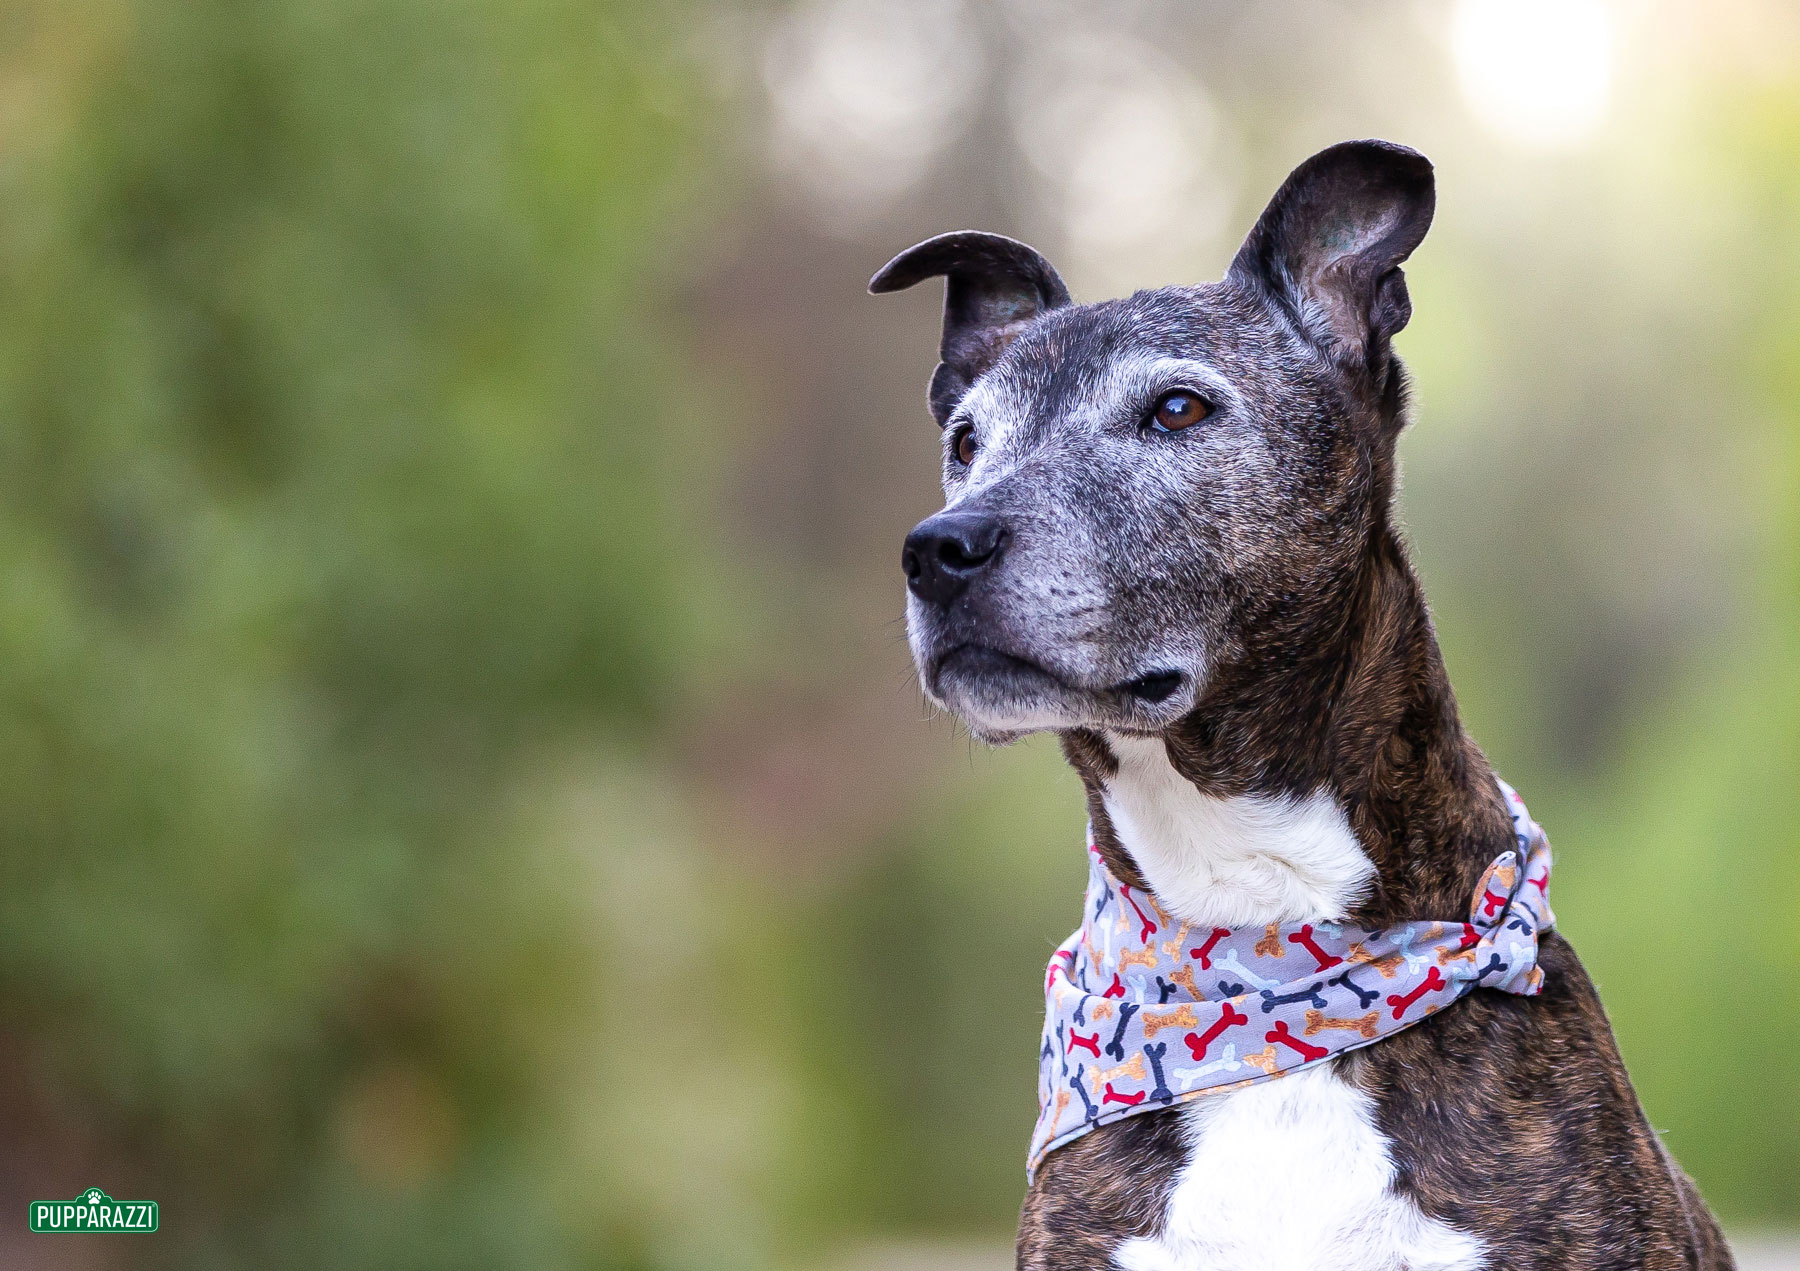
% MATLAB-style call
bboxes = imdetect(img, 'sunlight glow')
[762,0,981,230]
[1007,31,1235,292]
[1452,0,1616,149]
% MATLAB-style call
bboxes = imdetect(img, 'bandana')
[1029,779,1553,1177]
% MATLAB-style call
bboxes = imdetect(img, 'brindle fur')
[1030,547,1731,1267]
[874,141,1731,1270]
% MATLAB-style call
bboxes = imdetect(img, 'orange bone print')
[1303,1008,1379,1039]
[1089,999,1117,1023]
[1146,892,1175,929]
[1167,964,1201,998]
[1347,942,1405,978]
[1095,1054,1148,1088]
[1119,945,1159,974]
[1254,924,1286,958]
[1160,921,1193,962]
[1141,1005,1201,1039]
[1239,1045,1282,1076]
[1436,943,1479,967]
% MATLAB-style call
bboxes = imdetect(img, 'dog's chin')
[923,644,1198,743]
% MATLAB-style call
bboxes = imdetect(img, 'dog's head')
[874,140,1435,743]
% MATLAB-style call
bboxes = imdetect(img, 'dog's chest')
[1098,735,1376,927]
[1112,1067,1484,1271]
[1096,735,1484,1271]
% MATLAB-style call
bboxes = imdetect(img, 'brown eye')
[952,425,978,465]
[1151,390,1211,432]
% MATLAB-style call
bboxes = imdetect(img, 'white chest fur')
[1099,735,1376,928]
[1098,735,1485,1271]
[1112,1067,1485,1271]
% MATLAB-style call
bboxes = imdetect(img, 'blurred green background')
[0,0,1795,1267]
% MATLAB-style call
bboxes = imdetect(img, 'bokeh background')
[0,0,1796,1267]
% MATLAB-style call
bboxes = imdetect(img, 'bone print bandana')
[1029,779,1554,1177]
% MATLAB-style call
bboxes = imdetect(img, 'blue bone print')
[1470,953,1506,987]
[1104,1002,1141,1061]
[1259,981,1328,1013]
[1144,1042,1174,1106]
[1330,965,1380,1010]
[1070,1066,1099,1122]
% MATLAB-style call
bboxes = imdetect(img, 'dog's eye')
[1151,390,1211,433]
[951,425,978,466]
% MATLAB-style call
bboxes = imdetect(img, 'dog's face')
[874,141,1435,742]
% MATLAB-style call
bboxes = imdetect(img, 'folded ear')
[1228,140,1434,377]
[870,231,1070,425]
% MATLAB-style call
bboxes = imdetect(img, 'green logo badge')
[29,1187,158,1233]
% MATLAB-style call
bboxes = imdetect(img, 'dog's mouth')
[930,643,1069,698]
[1119,670,1184,703]
[926,643,1192,737]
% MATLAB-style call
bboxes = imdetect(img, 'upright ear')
[1228,140,1434,377]
[870,231,1070,425]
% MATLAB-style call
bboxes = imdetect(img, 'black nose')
[902,510,1007,607]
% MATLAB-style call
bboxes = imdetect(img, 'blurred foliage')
[0,1,769,1267]
[1550,83,1800,1218]
[0,2,1793,1268]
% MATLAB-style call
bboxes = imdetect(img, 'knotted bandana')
[1029,779,1553,1176]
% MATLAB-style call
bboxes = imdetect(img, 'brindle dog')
[872,141,1731,1270]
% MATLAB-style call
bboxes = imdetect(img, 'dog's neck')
[1062,526,1515,930]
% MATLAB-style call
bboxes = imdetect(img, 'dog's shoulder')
[1365,933,1733,1270]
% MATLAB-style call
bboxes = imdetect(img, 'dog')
[871,141,1732,1270]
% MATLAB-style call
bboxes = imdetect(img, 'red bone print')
[1183,1001,1249,1060]
[1119,884,1158,943]
[1068,1030,1102,1057]
[1191,927,1230,969]
[1102,973,1126,999]
[1528,873,1548,897]
[1287,923,1343,972]
[1103,1083,1147,1106]
[1456,922,1479,952]
[1265,1019,1330,1062]
[1480,889,1508,918]
[1046,949,1074,991]
[1386,965,1447,1019]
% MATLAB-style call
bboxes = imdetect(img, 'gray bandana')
[1030,780,1553,1176]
